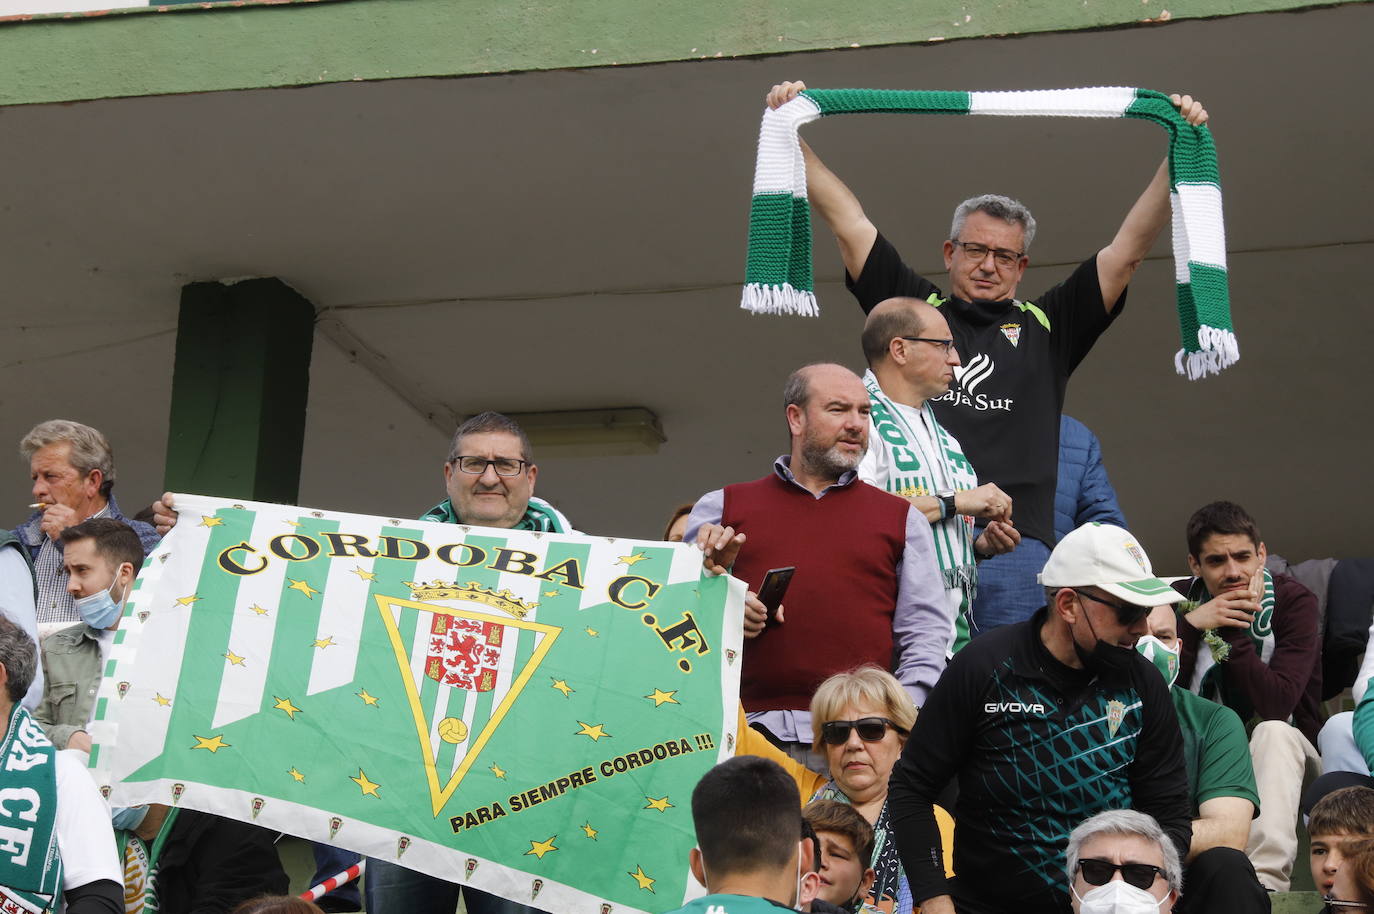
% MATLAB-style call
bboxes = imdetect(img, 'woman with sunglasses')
[1328,836,1374,911]
[1065,809,1181,913]
[740,665,954,913]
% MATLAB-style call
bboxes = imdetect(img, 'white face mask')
[1073,878,1167,914]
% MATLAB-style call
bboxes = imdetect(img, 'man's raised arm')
[1095,93,1209,311]
[766,81,879,283]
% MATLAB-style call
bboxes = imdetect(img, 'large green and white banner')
[91,494,742,914]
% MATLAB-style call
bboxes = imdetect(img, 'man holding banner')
[765,81,1208,633]
[137,410,742,914]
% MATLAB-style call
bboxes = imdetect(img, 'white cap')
[1038,523,1184,608]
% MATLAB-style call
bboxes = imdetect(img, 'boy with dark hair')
[1307,786,1374,900]
[804,801,877,913]
[673,757,819,913]
[1175,499,1323,892]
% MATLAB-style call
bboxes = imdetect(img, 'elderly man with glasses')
[888,522,1192,914]
[857,296,1021,656]
[1065,809,1183,914]
[764,82,1209,636]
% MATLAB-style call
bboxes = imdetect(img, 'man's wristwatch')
[937,490,957,520]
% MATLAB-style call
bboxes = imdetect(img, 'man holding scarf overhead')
[857,297,1020,653]
[0,614,122,913]
[764,82,1208,633]
[1174,500,1323,893]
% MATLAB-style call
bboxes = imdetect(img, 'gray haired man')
[14,420,158,630]
[1065,809,1182,913]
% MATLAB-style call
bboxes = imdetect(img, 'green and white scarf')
[743,87,1236,380]
[863,371,978,652]
[1184,569,1276,701]
[420,495,569,533]
[0,704,63,914]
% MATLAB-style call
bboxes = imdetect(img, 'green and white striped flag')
[743,87,1236,380]
[91,494,743,914]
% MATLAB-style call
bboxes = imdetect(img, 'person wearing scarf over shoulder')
[0,613,121,913]
[1173,500,1323,894]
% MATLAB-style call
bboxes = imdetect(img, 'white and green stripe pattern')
[744,87,1236,379]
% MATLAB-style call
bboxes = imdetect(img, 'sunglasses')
[820,717,907,746]
[1072,588,1151,627]
[1076,859,1164,891]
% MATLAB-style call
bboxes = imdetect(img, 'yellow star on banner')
[551,679,574,698]
[223,649,246,666]
[249,604,269,616]
[175,594,200,607]
[525,836,558,859]
[357,688,379,706]
[628,865,656,892]
[152,693,172,707]
[198,515,223,528]
[616,552,648,567]
[644,796,673,812]
[543,589,560,598]
[351,769,381,798]
[312,636,336,650]
[581,822,598,840]
[283,519,302,528]
[584,627,599,638]
[645,688,679,707]
[273,696,301,719]
[287,578,320,599]
[490,763,507,779]
[192,734,230,753]
[575,721,609,741]
[288,767,306,783]
[350,566,377,582]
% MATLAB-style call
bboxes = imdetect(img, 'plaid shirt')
[13,493,160,625]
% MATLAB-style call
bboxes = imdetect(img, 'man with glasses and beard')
[684,362,948,767]
[888,522,1191,914]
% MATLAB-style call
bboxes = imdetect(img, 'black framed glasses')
[820,717,907,745]
[1072,588,1151,627]
[952,241,1024,268]
[1076,859,1164,891]
[898,336,956,355]
[451,456,529,477]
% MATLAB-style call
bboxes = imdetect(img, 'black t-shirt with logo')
[846,233,1121,548]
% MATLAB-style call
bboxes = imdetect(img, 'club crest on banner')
[378,589,561,816]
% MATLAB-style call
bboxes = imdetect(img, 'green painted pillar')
[163,278,315,503]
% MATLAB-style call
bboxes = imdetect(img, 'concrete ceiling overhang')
[1,3,1370,566]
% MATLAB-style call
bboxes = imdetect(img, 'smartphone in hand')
[756,567,795,624]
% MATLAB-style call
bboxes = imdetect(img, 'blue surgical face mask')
[74,577,126,630]
[111,804,149,831]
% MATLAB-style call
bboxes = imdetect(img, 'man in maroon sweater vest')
[1173,500,1323,892]
[683,363,948,763]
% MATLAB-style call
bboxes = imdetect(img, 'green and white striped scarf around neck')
[1185,568,1276,700]
[863,370,978,652]
[743,87,1236,380]
[0,704,62,914]
[420,495,570,533]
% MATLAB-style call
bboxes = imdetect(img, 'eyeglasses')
[952,241,1024,268]
[1076,859,1164,891]
[1072,588,1151,627]
[820,717,908,745]
[1322,897,1369,910]
[450,456,529,477]
[898,336,956,355]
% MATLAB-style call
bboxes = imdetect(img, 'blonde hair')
[809,665,916,749]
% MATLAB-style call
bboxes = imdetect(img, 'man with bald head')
[685,362,949,764]
[859,297,1021,653]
